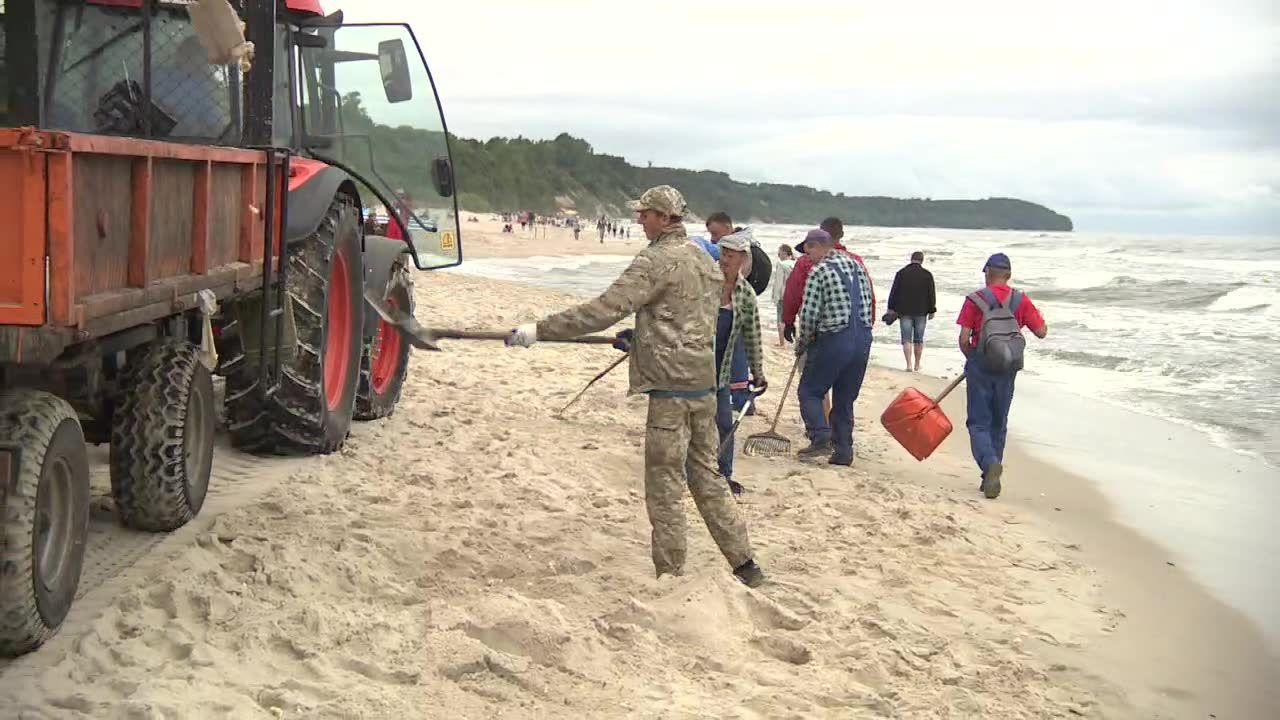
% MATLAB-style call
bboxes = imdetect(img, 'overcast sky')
[333,0,1279,235]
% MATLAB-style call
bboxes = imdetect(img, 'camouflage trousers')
[644,394,754,576]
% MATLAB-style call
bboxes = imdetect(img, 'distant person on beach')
[504,185,765,588]
[886,251,937,371]
[706,212,734,244]
[573,222,581,241]
[711,230,767,497]
[793,228,874,466]
[385,190,410,241]
[957,253,1048,499]
[772,244,797,346]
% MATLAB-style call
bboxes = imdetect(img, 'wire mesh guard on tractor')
[44,3,241,144]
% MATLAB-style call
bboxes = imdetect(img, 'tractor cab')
[0,0,461,269]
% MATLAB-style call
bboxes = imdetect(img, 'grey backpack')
[969,288,1026,373]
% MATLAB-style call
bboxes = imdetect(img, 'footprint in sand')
[743,591,811,632]
[752,634,813,665]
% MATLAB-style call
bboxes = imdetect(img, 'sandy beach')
[0,220,1276,718]
[459,215,648,259]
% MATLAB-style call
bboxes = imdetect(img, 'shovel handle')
[765,355,804,433]
[933,373,967,403]
[425,328,618,345]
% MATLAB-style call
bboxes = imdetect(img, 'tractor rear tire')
[222,194,365,455]
[0,389,90,658]
[110,340,215,532]
[355,259,414,421]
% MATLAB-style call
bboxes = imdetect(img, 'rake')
[743,354,803,457]
[556,353,629,416]
[716,390,759,458]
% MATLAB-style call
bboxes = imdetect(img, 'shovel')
[365,290,617,350]
[879,373,967,462]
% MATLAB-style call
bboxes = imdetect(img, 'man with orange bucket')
[956,253,1048,499]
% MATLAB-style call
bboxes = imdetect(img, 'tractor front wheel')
[355,259,414,421]
[222,194,365,455]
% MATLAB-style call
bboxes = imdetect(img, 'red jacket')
[385,203,410,241]
[385,218,405,241]
[782,244,877,328]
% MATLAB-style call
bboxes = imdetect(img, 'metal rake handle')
[557,353,629,415]
[765,355,803,433]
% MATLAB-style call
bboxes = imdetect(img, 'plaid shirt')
[796,253,873,351]
[719,275,765,387]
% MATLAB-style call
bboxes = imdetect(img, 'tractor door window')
[299,24,460,269]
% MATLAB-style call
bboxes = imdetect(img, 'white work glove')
[505,323,538,348]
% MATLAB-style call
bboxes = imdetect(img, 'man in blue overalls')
[793,229,875,465]
[956,253,1049,498]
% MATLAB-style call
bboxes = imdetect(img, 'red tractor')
[0,0,461,656]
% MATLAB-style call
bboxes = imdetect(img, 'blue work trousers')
[715,386,735,479]
[964,357,1017,475]
[797,325,871,459]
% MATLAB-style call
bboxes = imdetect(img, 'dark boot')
[798,438,832,457]
[733,560,765,588]
[728,480,745,498]
[828,453,852,466]
[980,462,1004,499]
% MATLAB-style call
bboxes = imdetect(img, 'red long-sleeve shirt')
[782,244,876,328]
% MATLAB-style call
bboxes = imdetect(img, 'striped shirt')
[796,253,874,349]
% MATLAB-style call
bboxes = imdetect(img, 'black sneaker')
[733,560,765,588]
[981,462,1004,499]
[828,453,853,466]
[728,480,745,498]
[798,439,832,457]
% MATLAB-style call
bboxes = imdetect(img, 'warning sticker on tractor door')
[441,231,456,252]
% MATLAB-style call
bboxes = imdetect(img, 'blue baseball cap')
[984,253,1012,271]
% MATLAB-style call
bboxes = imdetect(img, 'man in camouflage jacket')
[506,185,764,587]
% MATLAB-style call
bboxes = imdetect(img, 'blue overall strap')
[829,261,864,328]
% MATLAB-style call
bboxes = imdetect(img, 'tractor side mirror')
[431,157,455,198]
[377,39,413,103]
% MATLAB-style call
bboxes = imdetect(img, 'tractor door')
[297,23,461,270]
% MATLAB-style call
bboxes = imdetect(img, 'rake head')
[743,431,792,457]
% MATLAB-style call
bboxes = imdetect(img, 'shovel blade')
[363,288,442,351]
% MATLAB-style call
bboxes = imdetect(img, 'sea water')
[449,225,1280,648]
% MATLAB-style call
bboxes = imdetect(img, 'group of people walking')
[503,184,1048,585]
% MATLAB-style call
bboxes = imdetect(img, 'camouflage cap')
[626,185,689,217]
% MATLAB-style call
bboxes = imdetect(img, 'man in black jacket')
[886,251,937,371]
